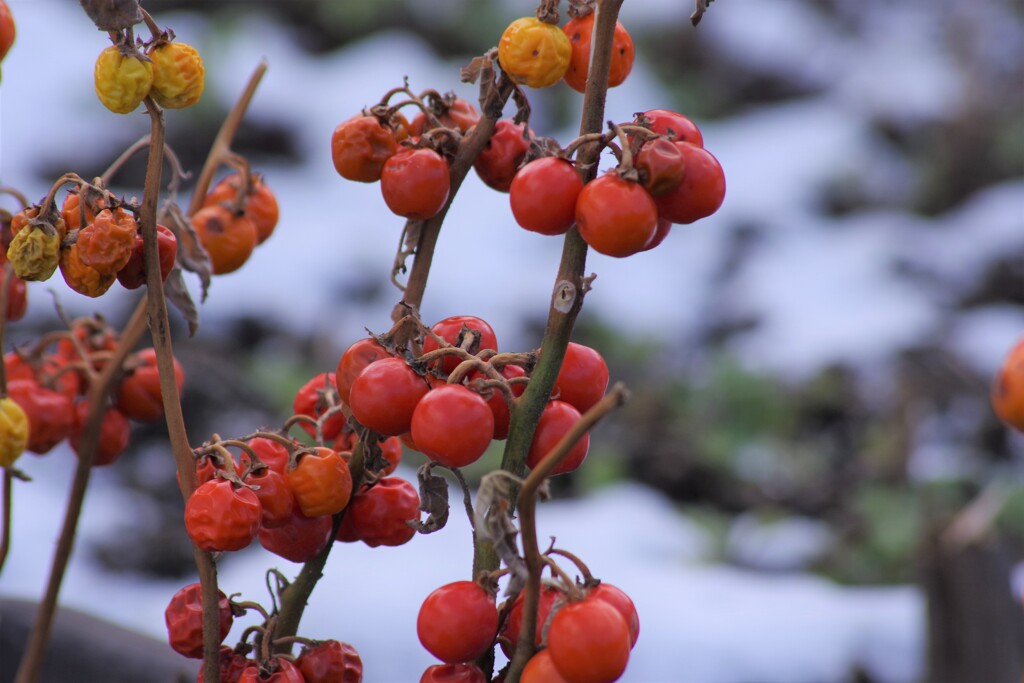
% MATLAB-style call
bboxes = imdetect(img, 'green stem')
[271,442,365,649]
[473,0,625,579]
[504,384,629,683]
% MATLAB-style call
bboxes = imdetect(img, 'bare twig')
[503,384,629,682]
[475,0,625,579]
[13,300,149,683]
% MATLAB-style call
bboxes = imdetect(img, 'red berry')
[164,582,232,659]
[417,581,499,664]
[411,385,494,468]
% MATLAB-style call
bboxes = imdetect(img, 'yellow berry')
[7,224,60,281]
[149,41,204,109]
[94,45,153,114]
[0,397,28,469]
[498,17,572,89]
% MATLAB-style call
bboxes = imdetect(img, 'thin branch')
[475,0,625,580]
[140,94,227,683]
[13,300,149,683]
[0,470,12,575]
[391,76,514,318]
[187,61,268,217]
[504,384,629,683]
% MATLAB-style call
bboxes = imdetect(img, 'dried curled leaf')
[691,0,717,26]
[474,471,529,595]
[409,462,450,534]
[161,201,211,301]
[163,266,200,337]
[461,53,492,86]
[79,0,143,31]
[511,83,532,126]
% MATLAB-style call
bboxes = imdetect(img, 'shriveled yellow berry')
[7,224,60,281]
[149,41,204,109]
[0,397,28,468]
[94,45,153,114]
[498,17,572,89]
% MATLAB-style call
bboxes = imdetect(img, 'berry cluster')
[330,11,723,258]
[181,368,416,563]
[416,558,640,683]
[341,314,608,475]
[164,582,364,683]
[4,178,179,297]
[498,7,634,92]
[93,33,205,115]
[1,316,184,468]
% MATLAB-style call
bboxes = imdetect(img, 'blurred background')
[1,0,1023,681]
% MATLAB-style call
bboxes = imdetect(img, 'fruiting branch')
[504,383,629,682]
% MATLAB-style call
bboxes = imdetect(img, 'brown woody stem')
[138,95,223,683]
[13,300,149,683]
[0,470,11,575]
[504,383,629,682]
[0,186,30,208]
[391,77,514,318]
[186,61,268,217]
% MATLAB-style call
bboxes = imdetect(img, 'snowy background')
[1,0,1022,681]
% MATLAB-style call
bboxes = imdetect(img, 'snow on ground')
[3,1,1020,378]
[2,449,923,683]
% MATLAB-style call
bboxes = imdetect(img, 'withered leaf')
[511,84,532,126]
[163,266,200,337]
[409,462,450,534]
[691,0,717,26]
[161,201,211,302]
[475,471,528,594]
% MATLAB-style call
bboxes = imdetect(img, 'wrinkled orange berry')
[498,17,571,88]
[61,190,106,232]
[75,207,138,276]
[59,242,116,297]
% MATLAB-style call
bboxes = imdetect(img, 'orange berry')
[191,204,257,275]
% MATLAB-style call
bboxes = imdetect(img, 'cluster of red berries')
[4,317,184,465]
[183,424,416,562]
[415,574,639,683]
[330,95,482,221]
[337,314,608,475]
[164,583,363,682]
[331,88,724,257]
[502,108,724,257]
